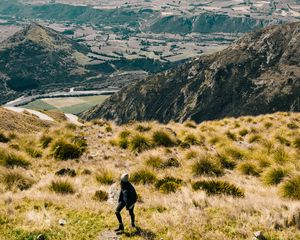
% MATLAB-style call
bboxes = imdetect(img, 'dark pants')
[115,201,135,225]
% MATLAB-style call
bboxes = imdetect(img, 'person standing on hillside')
[115,173,137,232]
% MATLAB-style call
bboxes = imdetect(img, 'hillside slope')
[0,23,91,105]
[0,108,53,133]
[83,22,300,123]
[0,112,300,239]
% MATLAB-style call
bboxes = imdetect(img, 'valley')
[2,0,299,107]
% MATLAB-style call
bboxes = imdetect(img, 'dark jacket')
[119,182,137,207]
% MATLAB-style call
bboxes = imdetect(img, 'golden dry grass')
[0,112,300,239]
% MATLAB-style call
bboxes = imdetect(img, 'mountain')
[83,22,300,123]
[0,23,91,105]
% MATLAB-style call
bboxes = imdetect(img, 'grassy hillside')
[0,112,300,239]
[0,108,53,133]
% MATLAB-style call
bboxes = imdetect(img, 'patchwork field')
[23,95,109,115]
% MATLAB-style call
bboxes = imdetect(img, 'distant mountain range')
[83,22,300,123]
[0,23,92,105]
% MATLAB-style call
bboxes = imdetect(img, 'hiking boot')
[131,223,136,228]
[114,224,124,232]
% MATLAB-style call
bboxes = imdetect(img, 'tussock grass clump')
[51,139,84,160]
[248,134,262,143]
[273,147,289,163]
[130,169,156,185]
[0,149,30,168]
[105,126,113,132]
[129,134,151,153]
[226,131,237,141]
[224,147,245,160]
[0,132,10,143]
[152,130,176,147]
[279,176,300,200]
[238,162,260,176]
[262,167,287,185]
[0,170,34,191]
[40,135,53,149]
[192,180,245,197]
[192,156,224,177]
[96,170,115,185]
[275,135,291,146]
[119,130,131,139]
[24,146,42,158]
[49,180,75,194]
[136,124,151,132]
[293,137,300,150]
[163,157,181,168]
[185,150,198,160]
[183,133,200,145]
[145,155,164,169]
[287,122,298,129]
[184,120,197,129]
[216,154,236,170]
[65,123,77,130]
[264,122,273,129]
[93,190,108,202]
[239,129,248,137]
[155,177,183,194]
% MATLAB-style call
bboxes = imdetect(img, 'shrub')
[0,132,10,143]
[192,180,244,197]
[129,134,151,153]
[226,131,237,141]
[293,138,300,150]
[0,170,34,191]
[93,190,108,202]
[72,136,88,149]
[155,177,183,194]
[262,167,287,185]
[280,176,300,200]
[238,162,260,176]
[152,131,175,147]
[130,169,156,185]
[96,170,115,185]
[49,180,75,194]
[192,156,224,177]
[40,135,53,149]
[0,149,30,168]
[216,154,236,170]
[51,139,84,160]
[135,124,151,132]
[239,129,248,137]
[145,155,164,169]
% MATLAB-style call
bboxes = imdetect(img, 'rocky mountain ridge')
[83,22,300,123]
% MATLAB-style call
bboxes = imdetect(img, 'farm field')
[23,95,109,115]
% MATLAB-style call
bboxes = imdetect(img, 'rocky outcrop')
[83,22,300,123]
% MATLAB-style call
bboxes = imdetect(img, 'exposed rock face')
[83,22,300,124]
[0,23,91,104]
